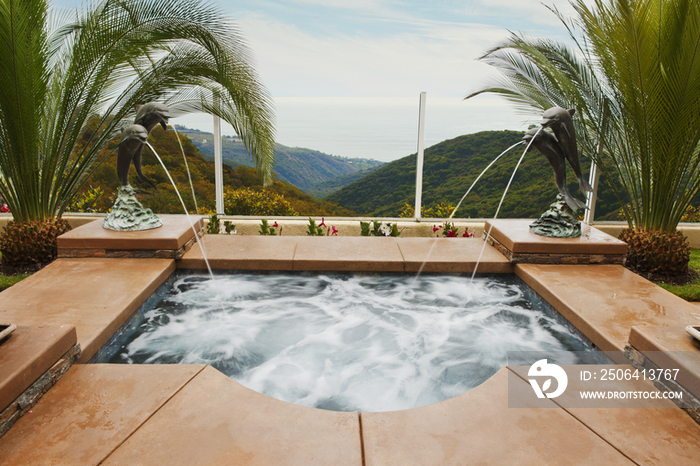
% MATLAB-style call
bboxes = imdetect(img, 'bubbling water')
[108,273,589,412]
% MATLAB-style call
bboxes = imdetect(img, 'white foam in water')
[110,273,589,412]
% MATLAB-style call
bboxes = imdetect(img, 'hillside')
[74,124,355,217]
[325,130,622,219]
[177,127,384,194]
[304,166,384,199]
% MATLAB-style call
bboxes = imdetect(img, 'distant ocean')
[173,96,533,163]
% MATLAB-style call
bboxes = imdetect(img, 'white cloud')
[238,13,512,100]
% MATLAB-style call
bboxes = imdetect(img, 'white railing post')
[414,92,427,221]
[584,138,603,224]
[213,112,224,215]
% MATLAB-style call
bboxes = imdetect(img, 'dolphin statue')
[122,102,171,190]
[134,102,170,133]
[540,107,593,195]
[523,128,587,211]
[116,124,152,188]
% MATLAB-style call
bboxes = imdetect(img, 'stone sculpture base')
[529,194,582,238]
[103,186,162,231]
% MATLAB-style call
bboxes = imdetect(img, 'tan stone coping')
[515,264,700,353]
[0,325,76,411]
[4,364,699,465]
[629,325,700,400]
[0,258,175,363]
[0,364,362,466]
[485,219,628,255]
[3,220,700,463]
[57,215,204,251]
[178,235,513,273]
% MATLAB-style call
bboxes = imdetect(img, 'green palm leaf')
[0,0,275,223]
[468,0,700,234]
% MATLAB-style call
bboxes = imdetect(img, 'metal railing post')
[414,92,427,221]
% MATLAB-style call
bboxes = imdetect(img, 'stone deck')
[1,219,699,465]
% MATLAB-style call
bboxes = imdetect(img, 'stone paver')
[292,236,405,272]
[57,215,203,251]
[101,366,362,466]
[2,220,700,465]
[515,263,700,352]
[0,258,174,362]
[485,219,627,255]
[0,364,205,466]
[397,237,512,273]
[0,325,76,412]
[178,234,297,270]
[362,368,634,466]
[509,365,700,465]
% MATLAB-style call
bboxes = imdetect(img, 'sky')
[55,0,588,162]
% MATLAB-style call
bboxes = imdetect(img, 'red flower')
[462,229,474,238]
[447,230,457,238]
[432,224,440,233]
[272,221,279,228]
[319,217,326,227]
[331,226,338,236]
[0,204,9,213]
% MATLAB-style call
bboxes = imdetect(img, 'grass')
[0,252,32,291]
[0,273,30,291]
[656,249,700,301]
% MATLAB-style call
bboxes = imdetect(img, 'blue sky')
[54,0,588,161]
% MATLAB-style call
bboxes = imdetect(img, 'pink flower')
[331,226,338,236]
[432,224,440,233]
[319,217,326,227]
[463,229,474,238]
[447,230,457,238]
[0,204,9,213]
[272,221,279,228]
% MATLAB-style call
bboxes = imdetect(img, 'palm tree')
[0,0,275,226]
[467,0,700,276]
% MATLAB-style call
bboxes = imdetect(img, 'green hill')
[177,127,384,193]
[75,124,355,217]
[325,130,622,219]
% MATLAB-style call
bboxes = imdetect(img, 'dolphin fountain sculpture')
[522,128,587,212]
[116,124,150,188]
[103,102,171,231]
[540,107,593,196]
[116,102,171,191]
[526,106,592,238]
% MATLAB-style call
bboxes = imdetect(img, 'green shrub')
[0,219,72,266]
[307,218,337,236]
[259,219,280,235]
[619,228,690,276]
[399,201,457,219]
[223,187,298,216]
[206,213,235,234]
[360,220,401,237]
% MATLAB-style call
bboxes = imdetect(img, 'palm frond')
[0,0,276,222]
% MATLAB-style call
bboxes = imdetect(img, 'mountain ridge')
[177,127,384,195]
[325,130,622,219]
